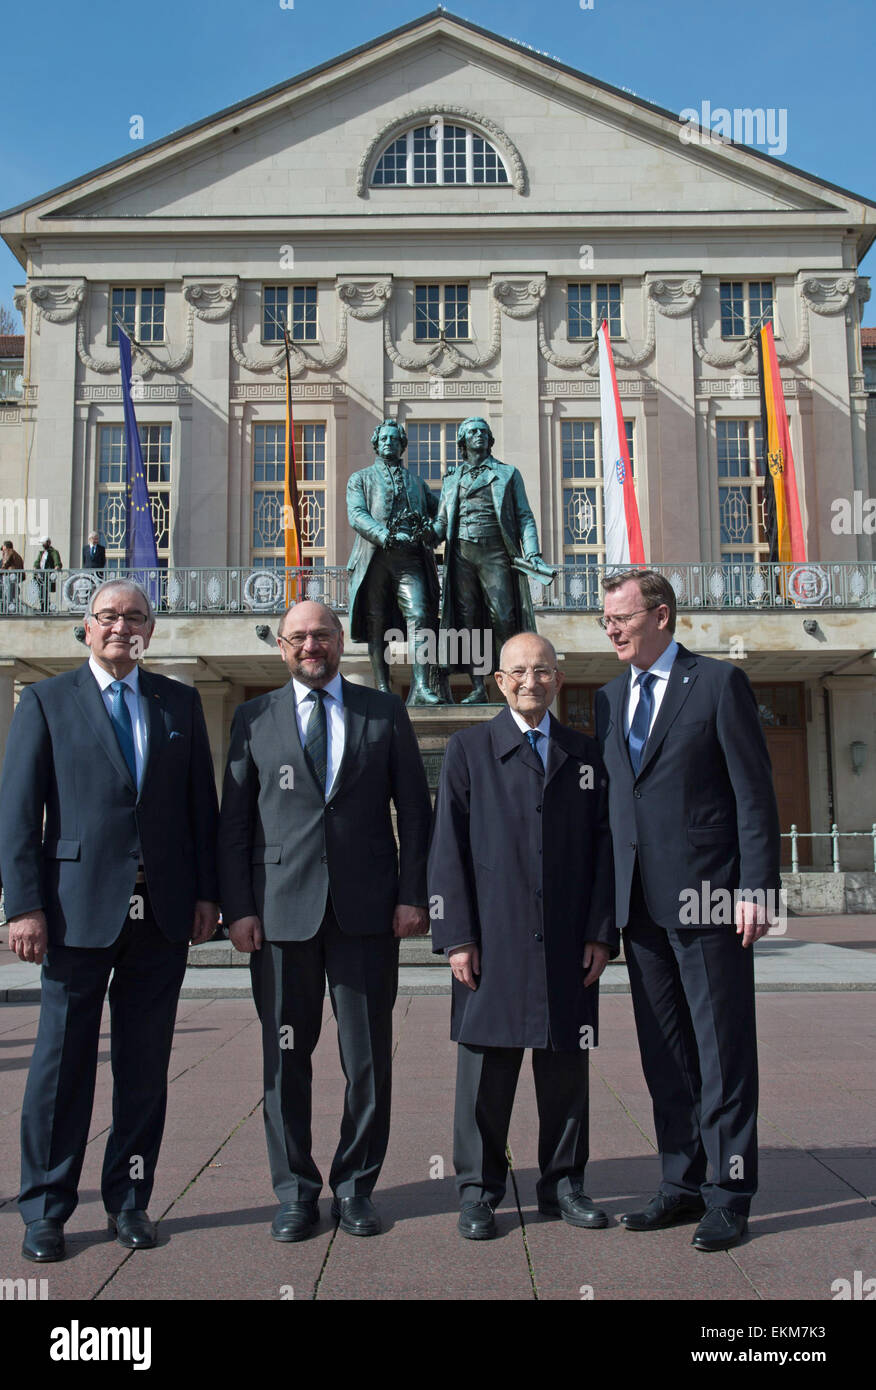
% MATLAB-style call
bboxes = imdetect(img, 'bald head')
[495,631,563,728]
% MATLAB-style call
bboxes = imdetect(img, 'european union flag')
[118,329,159,595]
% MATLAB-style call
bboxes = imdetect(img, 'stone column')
[25,280,86,567]
[647,276,702,563]
[180,279,239,566]
[335,278,392,560]
[492,276,547,533]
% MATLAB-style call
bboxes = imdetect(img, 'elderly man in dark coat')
[346,418,441,704]
[428,631,618,1239]
[432,417,547,704]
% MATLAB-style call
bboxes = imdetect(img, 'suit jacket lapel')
[612,670,631,767]
[136,668,168,803]
[636,646,699,779]
[71,663,137,792]
[326,676,367,804]
[544,713,571,787]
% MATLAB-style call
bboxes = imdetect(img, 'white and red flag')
[598,319,645,567]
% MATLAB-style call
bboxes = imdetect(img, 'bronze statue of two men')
[347,416,554,704]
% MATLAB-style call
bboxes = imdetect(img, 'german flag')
[282,329,304,604]
[757,322,805,563]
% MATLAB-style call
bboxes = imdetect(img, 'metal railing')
[784,824,876,873]
[1,560,874,618]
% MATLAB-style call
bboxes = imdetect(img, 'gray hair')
[86,578,155,625]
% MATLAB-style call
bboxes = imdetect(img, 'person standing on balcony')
[82,531,106,572]
[595,569,781,1252]
[33,536,62,612]
[1,539,24,612]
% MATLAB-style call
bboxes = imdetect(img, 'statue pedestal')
[408,703,504,793]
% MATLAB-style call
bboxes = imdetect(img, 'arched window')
[372,122,510,187]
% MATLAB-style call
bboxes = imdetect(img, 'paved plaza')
[0,915,873,1305]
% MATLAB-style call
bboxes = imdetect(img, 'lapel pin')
[683,676,689,683]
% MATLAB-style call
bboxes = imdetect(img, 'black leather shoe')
[621,1192,705,1231]
[22,1219,65,1263]
[271,1201,319,1242]
[458,1202,497,1240]
[692,1207,747,1252]
[331,1196,381,1237]
[538,1191,608,1228]
[107,1210,157,1249]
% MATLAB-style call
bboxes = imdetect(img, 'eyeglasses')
[278,629,338,649]
[91,610,149,628]
[598,606,661,631]
[498,666,556,684]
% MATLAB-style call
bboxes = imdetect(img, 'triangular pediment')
[2,11,871,237]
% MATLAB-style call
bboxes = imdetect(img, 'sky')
[2,0,874,323]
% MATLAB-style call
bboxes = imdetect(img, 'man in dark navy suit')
[81,531,106,570]
[595,570,781,1251]
[429,631,617,1240]
[1,579,219,1262]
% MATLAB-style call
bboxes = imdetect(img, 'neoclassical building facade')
[1,11,874,868]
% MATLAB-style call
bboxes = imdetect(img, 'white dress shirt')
[89,654,148,790]
[624,639,679,738]
[508,707,551,770]
[292,673,345,797]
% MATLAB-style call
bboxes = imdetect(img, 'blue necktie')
[109,680,137,784]
[524,728,545,774]
[305,689,328,794]
[627,672,656,777]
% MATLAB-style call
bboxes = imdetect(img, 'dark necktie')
[524,728,545,774]
[304,689,328,794]
[110,680,137,783]
[627,672,656,776]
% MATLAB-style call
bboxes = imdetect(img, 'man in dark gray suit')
[1,579,219,1262]
[595,570,781,1252]
[218,600,432,1241]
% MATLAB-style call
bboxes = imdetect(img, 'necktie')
[627,672,656,776]
[305,689,328,794]
[110,680,137,784]
[524,728,545,774]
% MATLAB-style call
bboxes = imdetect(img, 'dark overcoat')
[432,459,539,643]
[346,462,440,643]
[428,706,617,1051]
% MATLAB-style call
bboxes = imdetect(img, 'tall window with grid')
[717,418,768,563]
[568,283,622,339]
[252,422,327,568]
[719,282,773,338]
[262,286,318,342]
[109,288,165,344]
[97,424,171,568]
[561,419,636,568]
[414,284,469,341]
[405,422,461,484]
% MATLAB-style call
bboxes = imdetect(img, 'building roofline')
[1,9,875,224]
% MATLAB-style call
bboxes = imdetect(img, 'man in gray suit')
[218,601,432,1241]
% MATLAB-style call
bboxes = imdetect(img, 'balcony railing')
[1,560,874,618]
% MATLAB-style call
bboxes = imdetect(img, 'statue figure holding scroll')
[433,417,555,704]
[347,419,441,705]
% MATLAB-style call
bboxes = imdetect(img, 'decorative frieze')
[385,380,502,399]
[696,377,811,398]
[76,384,193,403]
[541,379,657,398]
[230,382,347,401]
